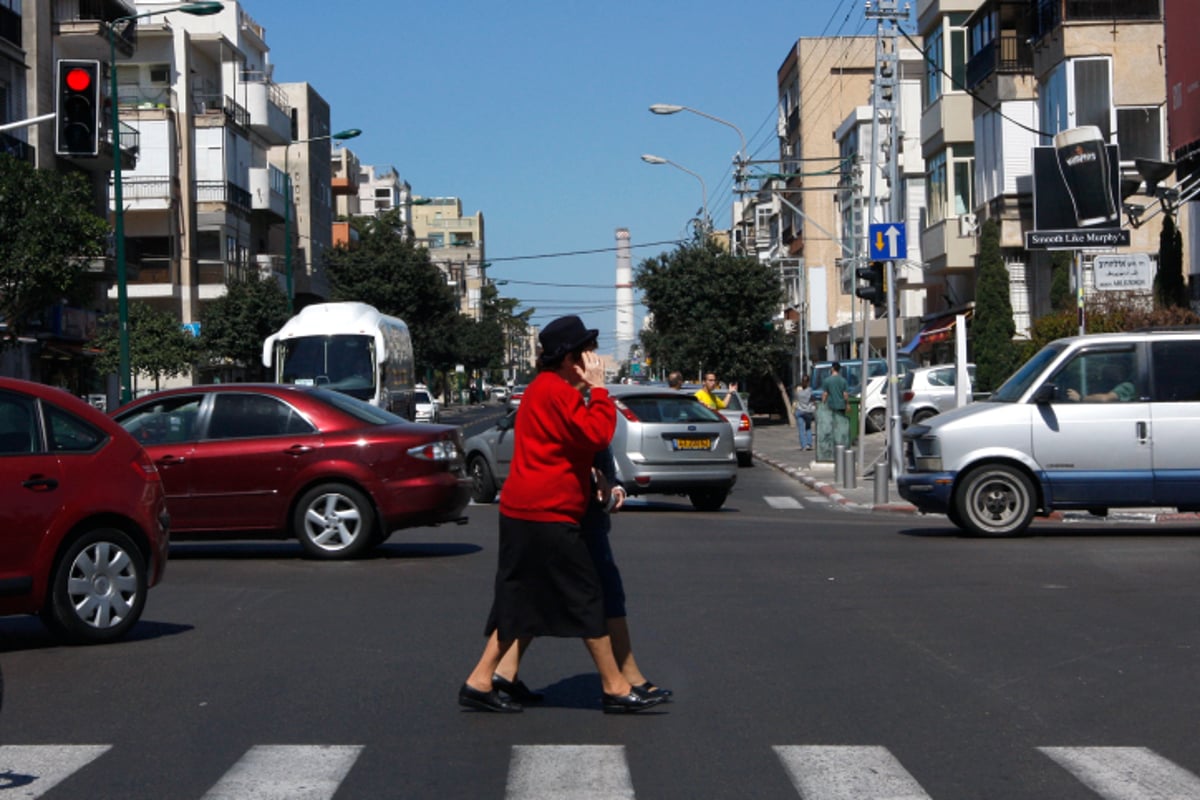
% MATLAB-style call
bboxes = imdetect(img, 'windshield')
[989,342,1067,402]
[618,394,724,423]
[278,335,376,401]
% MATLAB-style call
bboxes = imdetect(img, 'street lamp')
[284,128,361,312]
[110,1,223,406]
[641,153,708,228]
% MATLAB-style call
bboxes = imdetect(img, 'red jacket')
[499,371,616,524]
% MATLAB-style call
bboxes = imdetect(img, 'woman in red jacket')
[458,316,664,714]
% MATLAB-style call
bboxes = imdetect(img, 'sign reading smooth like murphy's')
[1026,229,1132,248]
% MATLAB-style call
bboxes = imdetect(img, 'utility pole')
[866,0,908,477]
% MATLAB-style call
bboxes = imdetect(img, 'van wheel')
[469,455,497,503]
[955,465,1035,538]
[866,408,886,433]
[43,528,147,645]
[689,488,728,511]
[293,484,375,559]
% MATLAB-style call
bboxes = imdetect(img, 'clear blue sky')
[261,0,874,356]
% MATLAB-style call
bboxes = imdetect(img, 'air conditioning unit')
[958,213,978,238]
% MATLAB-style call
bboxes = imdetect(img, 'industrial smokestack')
[615,228,634,364]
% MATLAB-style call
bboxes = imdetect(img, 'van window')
[1151,340,1200,402]
[1048,348,1138,403]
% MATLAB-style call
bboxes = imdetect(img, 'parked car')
[113,384,471,559]
[464,384,738,510]
[0,378,169,643]
[899,330,1200,537]
[681,384,754,466]
[506,385,528,409]
[414,386,440,424]
[489,386,509,403]
[899,363,976,426]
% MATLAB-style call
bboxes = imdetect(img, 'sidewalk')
[751,417,917,514]
[750,416,1199,524]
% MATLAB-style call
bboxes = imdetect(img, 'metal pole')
[284,144,293,313]
[110,24,131,406]
[874,460,888,504]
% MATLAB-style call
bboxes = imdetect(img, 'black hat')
[539,315,599,364]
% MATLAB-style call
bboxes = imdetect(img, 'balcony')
[249,166,286,219]
[111,174,173,211]
[193,93,250,129]
[1033,0,1162,40]
[966,31,1034,90]
[53,0,139,58]
[242,72,291,145]
[196,180,252,211]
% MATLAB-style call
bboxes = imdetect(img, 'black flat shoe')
[631,681,673,701]
[492,674,544,703]
[601,691,666,714]
[459,683,522,713]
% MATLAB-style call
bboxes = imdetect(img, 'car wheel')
[737,451,753,467]
[946,503,965,530]
[912,408,937,425]
[954,464,1035,538]
[689,488,729,512]
[43,528,147,645]
[469,455,497,503]
[293,483,376,560]
[866,408,887,433]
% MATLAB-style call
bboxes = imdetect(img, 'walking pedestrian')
[793,375,814,450]
[458,315,665,714]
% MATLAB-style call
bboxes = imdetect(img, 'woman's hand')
[579,351,605,389]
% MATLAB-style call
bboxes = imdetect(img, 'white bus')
[262,302,417,419]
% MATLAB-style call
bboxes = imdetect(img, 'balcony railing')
[107,121,140,155]
[0,131,34,163]
[193,93,250,128]
[114,175,172,202]
[1034,0,1162,40]
[966,31,1034,89]
[198,260,248,285]
[196,180,252,210]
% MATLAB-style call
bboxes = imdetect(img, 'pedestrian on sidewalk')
[822,361,851,449]
[793,375,815,450]
[458,315,665,715]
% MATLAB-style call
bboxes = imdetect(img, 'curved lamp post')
[110,1,223,405]
[284,127,361,311]
[641,153,708,228]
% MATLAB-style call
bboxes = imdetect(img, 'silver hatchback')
[464,384,737,511]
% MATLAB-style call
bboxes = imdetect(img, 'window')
[0,392,36,454]
[953,144,974,215]
[1151,341,1200,402]
[207,394,313,439]
[924,13,969,106]
[120,396,202,446]
[428,233,444,248]
[45,405,105,453]
[1050,348,1139,403]
[928,145,975,225]
[1116,106,1162,164]
[148,64,170,85]
[1074,58,1112,140]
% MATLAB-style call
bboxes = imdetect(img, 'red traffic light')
[65,67,92,93]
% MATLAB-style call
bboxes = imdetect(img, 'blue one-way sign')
[868,222,906,260]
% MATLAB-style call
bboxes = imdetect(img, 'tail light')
[614,399,640,422]
[132,450,161,482]
[736,413,751,432]
[408,439,459,462]
[902,391,915,402]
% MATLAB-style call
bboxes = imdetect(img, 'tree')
[971,219,1020,393]
[0,154,109,343]
[1049,250,1073,312]
[199,272,291,380]
[1154,213,1188,309]
[323,209,460,376]
[635,236,787,397]
[92,302,196,393]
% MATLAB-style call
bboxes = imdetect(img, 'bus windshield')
[278,334,376,401]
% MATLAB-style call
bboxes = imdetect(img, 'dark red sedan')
[113,384,471,559]
[0,378,169,644]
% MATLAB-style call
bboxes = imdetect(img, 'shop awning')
[900,311,972,354]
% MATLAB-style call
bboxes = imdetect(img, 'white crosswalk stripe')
[773,745,932,799]
[200,745,364,800]
[764,495,805,509]
[0,745,110,799]
[1039,746,1200,800]
[505,745,634,800]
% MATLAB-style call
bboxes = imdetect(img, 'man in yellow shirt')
[695,372,738,410]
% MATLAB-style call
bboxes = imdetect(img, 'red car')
[0,378,169,644]
[113,384,471,559]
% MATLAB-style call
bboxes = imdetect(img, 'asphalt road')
[2,406,1200,798]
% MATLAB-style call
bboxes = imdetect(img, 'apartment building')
[410,197,487,320]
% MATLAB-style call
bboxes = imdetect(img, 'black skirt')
[486,515,607,640]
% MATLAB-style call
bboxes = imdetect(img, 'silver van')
[898,330,1200,537]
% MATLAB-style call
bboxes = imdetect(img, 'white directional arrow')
[884,225,902,258]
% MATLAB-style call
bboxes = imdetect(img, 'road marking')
[773,745,931,799]
[0,745,111,798]
[765,496,804,509]
[201,745,364,800]
[1039,746,1200,799]
[506,745,634,800]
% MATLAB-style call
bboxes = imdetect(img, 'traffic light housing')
[855,261,888,315]
[56,59,101,157]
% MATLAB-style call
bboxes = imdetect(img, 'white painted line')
[0,745,111,799]
[804,495,831,503]
[201,745,364,800]
[506,745,634,800]
[773,745,931,799]
[1039,746,1200,799]
[764,496,804,509]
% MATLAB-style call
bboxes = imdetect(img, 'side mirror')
[1032,383,1057,404]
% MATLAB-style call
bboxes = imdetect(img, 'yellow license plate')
[673,438,712,450]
